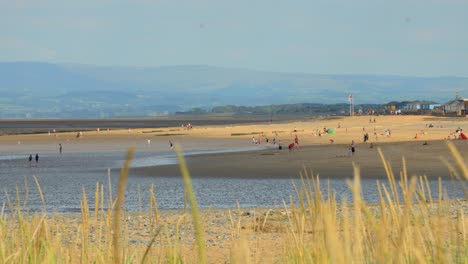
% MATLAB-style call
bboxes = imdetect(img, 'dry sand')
[51,202,468,263]
[1,115,468,179]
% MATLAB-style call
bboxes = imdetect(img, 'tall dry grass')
[0,142,466,263]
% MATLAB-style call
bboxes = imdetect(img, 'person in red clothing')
[288,143,295,154]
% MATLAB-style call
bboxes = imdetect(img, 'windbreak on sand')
[460,132,467,140]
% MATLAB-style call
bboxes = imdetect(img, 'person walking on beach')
[294,134,300,149]
[35,153,39,165]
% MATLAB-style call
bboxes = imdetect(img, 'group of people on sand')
[48,129,57,137]
[251,135,277,145]
[288,123,379,157]
[183,123,192,130]
[446,127,465,140]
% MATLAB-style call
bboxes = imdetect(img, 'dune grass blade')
[175,145,207,264]
[33,176,46,212]
[141,226,162,264]
[377,148,400,206]
[113,147,135,264]
[108,168,113,210]
[446,141,468,181]
[22,177,29,209]
[3,189,13,216]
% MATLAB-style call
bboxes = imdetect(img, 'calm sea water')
[0,149,466,213]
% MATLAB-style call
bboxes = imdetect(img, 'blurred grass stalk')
[175,145,207,264]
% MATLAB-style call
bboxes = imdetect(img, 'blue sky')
[1,0,467,77]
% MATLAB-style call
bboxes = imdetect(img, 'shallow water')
[0,149,466,213]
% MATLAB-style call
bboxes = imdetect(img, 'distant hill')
[178,103,385,116]
[0,62,467,118]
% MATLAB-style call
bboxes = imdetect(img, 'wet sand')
[133,140,468,179]
[0,116,288,135]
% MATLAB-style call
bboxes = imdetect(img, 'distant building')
[407,101,421,111]
[443,97,468,115]
[384,100,440,113]
[420,102,440,110]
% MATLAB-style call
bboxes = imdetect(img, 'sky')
[1,0,467,77]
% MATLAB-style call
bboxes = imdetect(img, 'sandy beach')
[47,201,468,263]
[2,115,467,180]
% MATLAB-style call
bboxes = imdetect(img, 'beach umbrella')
[327,128,336,134]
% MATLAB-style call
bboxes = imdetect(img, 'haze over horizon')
[1,0,467,77]
[3,61,468,79]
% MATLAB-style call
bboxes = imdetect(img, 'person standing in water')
[59,143,62,154]
[29,154,32,166]
[35,153,39,165]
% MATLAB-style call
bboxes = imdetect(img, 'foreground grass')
[0,142,467,263]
